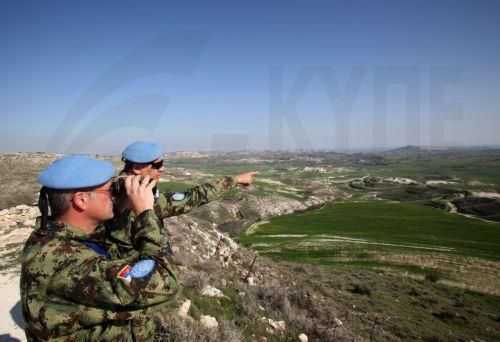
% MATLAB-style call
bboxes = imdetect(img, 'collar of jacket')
[34,217,99,242]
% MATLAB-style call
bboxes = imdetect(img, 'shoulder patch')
[171,193,185,201]
[130,259,155,278]
[117,265,132,283]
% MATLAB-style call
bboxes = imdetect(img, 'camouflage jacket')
[20,210,179,341]
[105,177,237,256]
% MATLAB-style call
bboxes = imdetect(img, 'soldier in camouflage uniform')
[21,155,179,340]
[105,141,256,256]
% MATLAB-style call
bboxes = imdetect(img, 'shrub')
[349,283,372,297]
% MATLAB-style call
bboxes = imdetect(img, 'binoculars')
[110,177,156,197]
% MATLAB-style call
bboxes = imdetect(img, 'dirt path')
[0,274,25,341]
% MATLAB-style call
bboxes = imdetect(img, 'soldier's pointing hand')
[235,171,258,185]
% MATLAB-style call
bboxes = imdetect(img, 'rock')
[334,317,343,326]
[238,291,246,297]
[200,315,218,329]
[222,236,239,251]
[6,214,24,222]
[0,209,9,216]
[246,276,255,286]
[200,285,228,298]
[28,207,40,220]
[15,205,31,211]
[235,193,306,221]
[298,333,308,342]
[217,219,248,237]
[221,279,227,286]
[217,245,231,258]
[0,219,17,228]
[21,219,36,227]
[8,207,22,214]
[177,300,191,319]
[267,319,285,333]
[190,200,241,224]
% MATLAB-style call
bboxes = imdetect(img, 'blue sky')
[1,0,499,153]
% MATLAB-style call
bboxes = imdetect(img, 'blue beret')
[38,155,115,190]
[122,140,164,163]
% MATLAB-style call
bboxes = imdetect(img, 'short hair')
[46,189,75,218]
[46,184,101,218]
[122,159,148,173]
[122,159,134,173]
[123,160,134,172]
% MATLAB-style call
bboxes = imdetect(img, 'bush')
[424,272,441,283]
[349,283,372,297]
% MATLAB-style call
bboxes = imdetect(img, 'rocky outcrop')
[234,193,306,221]
[0,205,39,275]
[189,193,308,237]
[190,200,241,225]
[191,192,307,224]
[164,215,241,269]
[0,205,39,229]
[304,188,345,208]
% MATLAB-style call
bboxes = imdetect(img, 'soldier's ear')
[72,191,89,210]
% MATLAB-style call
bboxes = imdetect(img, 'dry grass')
[154,310,241,341]
[375,252,500,296]
[0,153,61,209]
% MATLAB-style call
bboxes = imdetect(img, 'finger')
[146,178,157,191]
[125,176,133,194]
[131,175,141,193]
[140,175,151,191]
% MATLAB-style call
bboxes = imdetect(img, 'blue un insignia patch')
[130,259,155,278]
[172,193,185,201]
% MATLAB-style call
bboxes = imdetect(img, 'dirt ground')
[0,274,25,341]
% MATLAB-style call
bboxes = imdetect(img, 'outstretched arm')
[157,171,258,218]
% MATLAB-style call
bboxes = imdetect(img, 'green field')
[362,158,500,188]
[157,181,194,193]
[238,201,500,264]
[167,161,270,176]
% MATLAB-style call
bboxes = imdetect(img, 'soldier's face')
[136,157,164,181]
[88,181,115,221]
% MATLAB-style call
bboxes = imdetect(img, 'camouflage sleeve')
[47,210,179,308]
[130,209,168,257]
[157,177,238,219]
